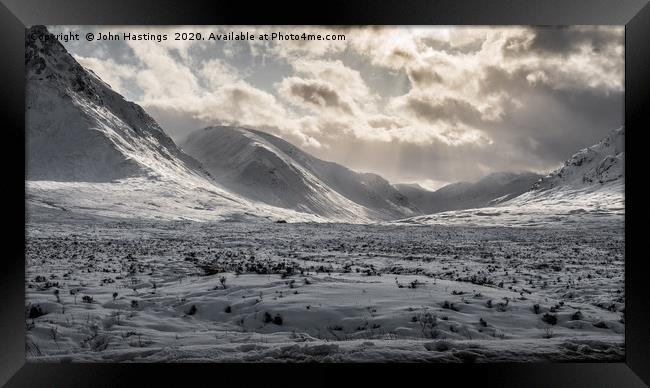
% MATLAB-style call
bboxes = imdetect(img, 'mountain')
[25,25,324,223]
[501,126,625,212]
[180,126,418,221]
[26,25,213,184]
[532,126,624,191]
[26,26,206,183]
[397,127,624,228]
[395,171,543,214]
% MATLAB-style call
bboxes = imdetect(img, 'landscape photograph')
[25,25,624,362]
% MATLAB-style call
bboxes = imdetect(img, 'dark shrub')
[187,305,197,315]
[28,305,45,319]
[435,341,450,351]
[456,350,478,363]
[224,305,232,313]
[593,321,608,329]
[272,314,283,325]
[533,304,541,314]
[82,295,93,304]
[570,311,583,320]
[542,313,557,325]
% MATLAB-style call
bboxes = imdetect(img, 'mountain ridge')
[181,126,418,221]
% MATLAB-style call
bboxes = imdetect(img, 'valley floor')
[25,211,625,362]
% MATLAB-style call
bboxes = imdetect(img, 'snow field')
[25,218,624,362]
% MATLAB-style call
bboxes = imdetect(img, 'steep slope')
[181,126,418,220]
[500,126,624,213]
[395,172,543,214]
[25,26,323,223]
[26,26,207,183]
[532,126,624,191]
[397,127,624,228]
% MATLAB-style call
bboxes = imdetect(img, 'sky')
[50,25,624,190]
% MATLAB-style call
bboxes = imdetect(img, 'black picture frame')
[1,0,648,386]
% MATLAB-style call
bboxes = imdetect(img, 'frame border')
[1,1,648,386]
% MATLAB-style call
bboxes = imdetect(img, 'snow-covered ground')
[25,211,624,362]
[396,180,624,229]
[26,178,327,224]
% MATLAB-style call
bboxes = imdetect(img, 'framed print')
[0,0,648,386]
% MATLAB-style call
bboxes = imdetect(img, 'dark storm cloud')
[503,26,623,56]
[475,64,623,164]
[404,96,485,126]
[388,47,417,63]
[284,78,353,114]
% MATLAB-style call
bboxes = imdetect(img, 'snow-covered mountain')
[26,26,206,183]
[532,126,624,191]
[398,127,624,228]
[181,126,418,220]
[25,25,326,223]
[395,172,542,214]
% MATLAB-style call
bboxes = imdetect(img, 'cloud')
[289,59,375,104]
[199,58,241,88]
[399,95,489,126]
[278,77,353,114]
[524,26,622,56]
[406,65,444,87]
[60,25,624,185]
[127,40,202,107]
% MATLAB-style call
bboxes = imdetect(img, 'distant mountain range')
[395,172,543,214]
